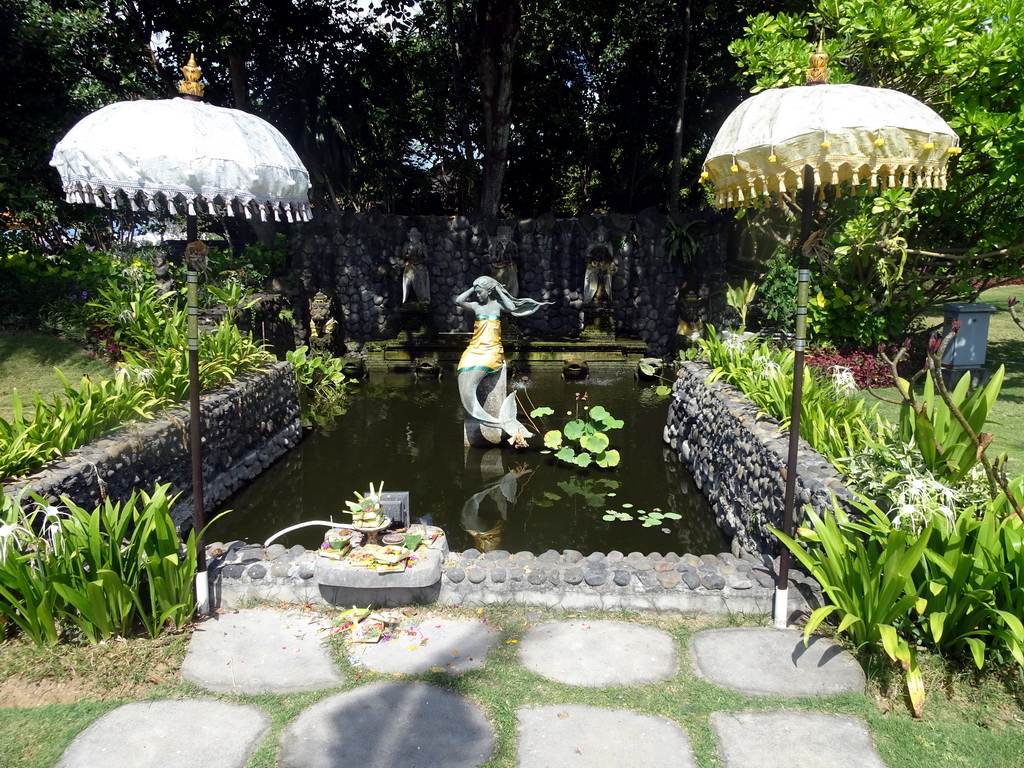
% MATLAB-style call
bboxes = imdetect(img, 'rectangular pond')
[210,368,727,556]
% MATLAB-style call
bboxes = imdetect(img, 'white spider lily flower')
[0,520,32,562]
[829,365,858,396]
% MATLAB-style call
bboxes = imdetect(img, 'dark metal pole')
[186,214,209,614]
[775,164,815,628]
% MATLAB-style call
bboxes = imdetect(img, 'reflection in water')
[211,371,727,555]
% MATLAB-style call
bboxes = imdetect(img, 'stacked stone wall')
[289,210,735,358]
[663,361,854,556]
[3,363,301,529]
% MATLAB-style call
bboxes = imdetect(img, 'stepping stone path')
[519,619,678,686]
[710,710,888,768]
[517,705,697,768]
[689,627,866,697]
[181,608,345,694]
[277,681,496,768]
[350,617,499,675]
[57,699,268,768]
[60,611,891,768]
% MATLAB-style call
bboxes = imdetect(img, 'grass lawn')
[0,331,115,424]
[1,605,1022,767]
[859,285,1024,477]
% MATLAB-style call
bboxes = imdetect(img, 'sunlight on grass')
[0,332,115,423]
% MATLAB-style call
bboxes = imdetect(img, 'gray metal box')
[941,303,996,370]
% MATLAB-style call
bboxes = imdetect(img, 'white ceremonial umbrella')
[701,45,958,627]
[51,55,312,614]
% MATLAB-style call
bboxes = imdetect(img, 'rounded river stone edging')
[206,542,823,620]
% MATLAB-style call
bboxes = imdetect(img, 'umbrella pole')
[774,164,815,628]
[186,214,210,615]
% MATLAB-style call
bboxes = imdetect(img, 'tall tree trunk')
[445,0,475,211]
[228,48,248,110]
[475,0,523,217]
[668,0,692,214]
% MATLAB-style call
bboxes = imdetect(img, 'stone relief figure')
[488,225,519,296]
[583,225,617,307]
[456,276,551,446]
[401,227,430,305]
[308,290,337,354]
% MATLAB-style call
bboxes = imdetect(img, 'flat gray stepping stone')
[351,617,499,675]
[519,619,677,687]
[277,681,495,768]
[181,608,345,694]
[57,699,268,768]
[710,710,887,767]
[518,704,696,768]
[690,628,864,697]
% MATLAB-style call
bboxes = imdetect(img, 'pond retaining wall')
[664,361,855,556]
[2,362,301,529]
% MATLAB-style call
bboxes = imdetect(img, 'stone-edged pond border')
[206,541,823,621]
[665,360,855,556]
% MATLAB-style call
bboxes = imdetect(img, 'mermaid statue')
[456,276,551,447]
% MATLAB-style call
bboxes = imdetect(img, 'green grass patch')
[0,332,114,424]
[1,605,1022,767]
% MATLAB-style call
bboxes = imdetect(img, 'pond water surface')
[211,368,727,555]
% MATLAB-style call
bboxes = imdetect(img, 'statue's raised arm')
[456,276,552,447]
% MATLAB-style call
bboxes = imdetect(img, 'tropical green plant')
[772,500,931,717]
[0,484,205,645]
[754,246,796,332]
[699,325,881,464]
[530,394,624,469]
[285,345,353,429]
[725,279,758,329]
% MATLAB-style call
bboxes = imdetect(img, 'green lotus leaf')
[580,431,610,454]
[596,449,620,468]
[589,405,610,420]
[563,419,587,440]
[573,452,593,468]
[543,430,563,449]
[530,406,555,417]
[555,446,576,463]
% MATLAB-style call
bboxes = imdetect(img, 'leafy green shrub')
[698,326,881,464]
[754,247,796,332]
[0,485,203,645]
[0,280,273,479]
[285,345,353,429]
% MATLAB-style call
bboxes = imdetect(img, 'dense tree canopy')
[728,0,1024,344]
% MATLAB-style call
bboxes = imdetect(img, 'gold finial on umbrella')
[178,54,205,98]
[806,40,829,85]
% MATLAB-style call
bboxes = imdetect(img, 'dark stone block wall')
[663,361,855,556]
[3,363,301,530]
[288,210,736,358]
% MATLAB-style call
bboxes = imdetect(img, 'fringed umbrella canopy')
[50,63,311,223]
[700,45,959,630]
[703,83,959,209]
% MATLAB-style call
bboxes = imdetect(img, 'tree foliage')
[729,0,1024,343]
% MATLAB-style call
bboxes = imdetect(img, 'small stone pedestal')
[314,527,449,608]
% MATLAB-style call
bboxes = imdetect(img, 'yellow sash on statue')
[458,315,503,372]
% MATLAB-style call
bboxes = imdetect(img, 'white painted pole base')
[773,586,789,628]
[195,570,211,616]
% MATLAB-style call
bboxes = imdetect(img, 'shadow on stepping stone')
[518,705,697,768]
[57,699,268,768]
[351,618,499,675]
[690,628,864,698]
[277,681,495,768]
[181,608,345,694]
[710,710,887,767]
[519,619,677,687]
